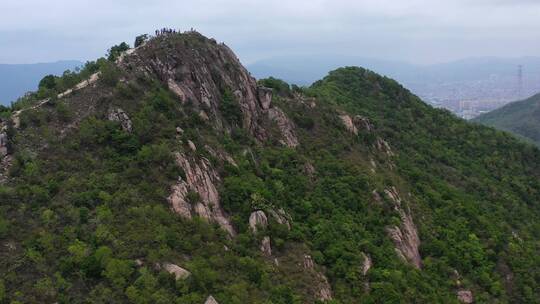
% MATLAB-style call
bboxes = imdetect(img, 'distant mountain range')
[0,60,82,105]
[247,55,540,112]
[474,93,540,146]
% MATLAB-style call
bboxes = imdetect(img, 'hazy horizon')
[1,0,539,65]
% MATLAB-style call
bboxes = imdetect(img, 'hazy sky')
[1,0,539,65]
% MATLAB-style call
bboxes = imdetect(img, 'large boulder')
[107,108,132,132]
[339,114,374,135]
[204,295,219,304]
[260,236,272,256]
[361,253,372,275]
[340,114,358,135]
[249,210,268,233]
[162,263,191,280]
[457,290,473,303]
[257,86,273,110]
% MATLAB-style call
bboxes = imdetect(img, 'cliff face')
[384,187,422,269]
[2,31,540,303]
[168,152,235,236]
[118,33,295,146]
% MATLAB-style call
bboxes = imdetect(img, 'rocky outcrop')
[260,236,272,256]
[162,263,191,280]
[303,254,315,269]
[117,32,301,149]
[384,187,401,204]
[168,152,235,236]
[257,86,273,110]
[249,210,268,233]
[204,145,237,167]
[268,208,291,230]
[340,114,358,135]
[303,254,333,301]
[375,138,394,156]
[268,107,299,148]
[0,130,7,158]
[107,108,132,132]
[361,253,372,275]
[355,115,373,132]
[317,276,333,301]
[0,124,11,183]
[120,32,271,141]
[187,140,197,152]
[340,114,374,135]
[457,290,473,303]
[205,295,219,304]
[384,187,422,269]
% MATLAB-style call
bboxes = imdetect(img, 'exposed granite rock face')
[107,108,132,132]
[204,145,237,167]
[268,208,291,230]
[303,254,315,269]
[268,107,299,148]
[120,32,272,141]
[205,295,219,304]
[457,290,474,303]
[168,152,235,236]
[354,115,373,132]
[260,236,272,256]
[340,114,358,135]
[361,253,372,275]
[249,210,268,233]
[384,187,401,204]
[340,114,374,135]
[257,86,273,110]
[303,254,333,301]
[0,123,11,183]
[162,263,191,280]
[117,32,301,149]
[384,187,422,269]
[0,131,7,158]
[187,140,197,151]
[375,137,394,156]
[317,275,333,301]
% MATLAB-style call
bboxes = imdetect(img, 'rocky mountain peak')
[118,32,282,142]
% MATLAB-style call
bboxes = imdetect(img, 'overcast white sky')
[1,0,539,65]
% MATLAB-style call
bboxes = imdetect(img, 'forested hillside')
[1,32,540,304]
[474,93,540,146]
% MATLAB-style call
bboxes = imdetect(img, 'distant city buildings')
[411,65,540,120]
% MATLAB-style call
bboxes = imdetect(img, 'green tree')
[103,259,133,288]
[134,34,148,48]
[38,75,57,90]
[107,42,130,61]
[219,89,242,125]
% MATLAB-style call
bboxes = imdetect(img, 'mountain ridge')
[474,93,540,146]
[0,60,83,105]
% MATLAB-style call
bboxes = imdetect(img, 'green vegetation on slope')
[474,93,540,146]
[1,34,540,304]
